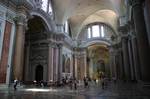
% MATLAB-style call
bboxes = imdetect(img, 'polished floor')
[0,81,150,99]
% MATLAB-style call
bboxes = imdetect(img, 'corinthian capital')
[14,14,27,25]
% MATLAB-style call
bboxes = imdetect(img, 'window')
[88,27,91,38]
[101,26,105,37]
[86,23,115,40]
[41,0,53,14]
[92,25,100,37]
[48,2,52,14]
[42,0,48,12]
[64,21,68,33]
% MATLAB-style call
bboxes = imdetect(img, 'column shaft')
[131,37,141,80]
[122,37,131,80]
[132,0,150,81]
[128,39,136,80]
[13,22,25,81]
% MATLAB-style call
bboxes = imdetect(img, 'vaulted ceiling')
[53,0,126,38]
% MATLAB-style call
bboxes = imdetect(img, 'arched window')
[86,23,115,39]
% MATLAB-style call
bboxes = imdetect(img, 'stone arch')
[30,9,56,32]
[77,22,117,39]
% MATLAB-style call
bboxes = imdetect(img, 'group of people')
[83,72,106,89]
[13,72,107,91]
[61,76,78,90]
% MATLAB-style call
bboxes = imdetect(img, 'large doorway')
[35,65,43,82]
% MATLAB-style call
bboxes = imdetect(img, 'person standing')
[14,79,18,90]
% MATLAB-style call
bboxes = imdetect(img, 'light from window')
[48,2,52,14]
[88,28,91,38]
[101,26,105,37]
[42,0,48,12]
[92,25,100,37]
[64,21,68,33]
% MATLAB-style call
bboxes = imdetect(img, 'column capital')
[57,43,63,48]
[132,0,144,7]
[48,42,57,48]
[14,14,27,25]
[121,34,129,41]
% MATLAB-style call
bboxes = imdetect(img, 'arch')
[77,22,117,40]
[81,39,111,48]
[35,65,43,81]
[30,9,55,32]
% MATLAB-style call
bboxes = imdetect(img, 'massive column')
[132,0,150,81]
[109,46,117,79]
[48,43,53,81]
[131,33,141,81]
[118,49,124,80]
[57,44,63,81]
[83,50,87,77]
[0,21,12,83]
[121,35,131,80]
[13,15,26,81]
[128,36,136,80]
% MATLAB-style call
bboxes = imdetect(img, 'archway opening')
[87,44,110,80]
[23,15,49,81]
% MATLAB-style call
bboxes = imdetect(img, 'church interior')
[0,0,150,98]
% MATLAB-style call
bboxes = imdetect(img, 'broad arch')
[30,9,55,32]
[77,22,117,40]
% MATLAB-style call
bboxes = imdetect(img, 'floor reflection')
[0,82,150,99]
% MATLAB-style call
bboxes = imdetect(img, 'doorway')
[35,65,43,81]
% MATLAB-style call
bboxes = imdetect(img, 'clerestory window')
[87,24,105,38]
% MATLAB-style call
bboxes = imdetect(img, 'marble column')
[109,47,116,78]
[0,21,12,83]
[53,46,57,81]
[132,0,150,81]
[84,51,87,77]
[131,35,141,80]
[74,54,78,79]
[13,15,26,81]
[122,36,131,80]
[128,38,136,80]
[58,44,63,81]
[72,53,75,78]
[48,43,53,81]
[118,49,124,80]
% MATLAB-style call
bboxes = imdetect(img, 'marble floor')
[0,81,150,99]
